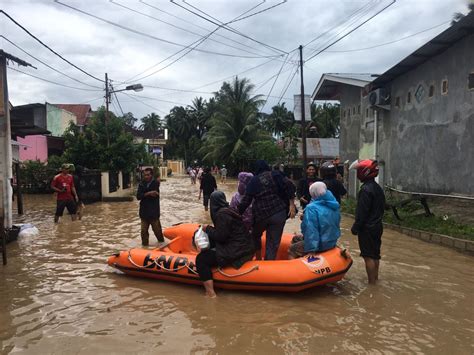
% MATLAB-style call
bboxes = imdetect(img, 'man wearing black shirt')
[137,168,164,246]
[350,160,386,285]
[199,167,217,211]
[320,161,347,204]
[296,162,321,209]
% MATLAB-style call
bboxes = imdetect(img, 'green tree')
[62,107,147,171]
[310,103,340,138]
[200,77,267,168]
[139,112,162,132]
[265,102,294,137]
[165,106,194,163]
[120,112,137,128]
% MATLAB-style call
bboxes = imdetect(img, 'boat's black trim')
[112,260,353,288]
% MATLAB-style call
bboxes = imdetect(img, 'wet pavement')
[1,177,473,354]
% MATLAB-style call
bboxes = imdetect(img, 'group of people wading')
[136,159,385,298]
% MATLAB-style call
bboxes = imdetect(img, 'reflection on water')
[1,177,473,353]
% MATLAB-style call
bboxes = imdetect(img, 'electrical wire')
[1,9,103,82]
[140,0,278,57]
[120,92,167,115]
[261,52,291,111]
[109,0,273,58]
[314,20,450,53]
[171,0,288,55]
[0,35,103,89]
[229,0,288,24]
[305,0,396,63]
[54,0,282,60]
[276,64,299,104]
[8,66,103,92]
[112,90,125,116]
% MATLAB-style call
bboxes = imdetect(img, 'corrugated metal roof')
[372,11,474,87]
[297,138,339,158]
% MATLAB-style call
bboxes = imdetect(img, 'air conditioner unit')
[368,88,390,106]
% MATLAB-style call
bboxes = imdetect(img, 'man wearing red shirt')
[51,164,79,223]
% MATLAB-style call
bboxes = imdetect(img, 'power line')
[261,52,291,111]
[314,20,450,53]
[109,0,273,59]
[305,0,396,63]
[125,93,189,106]
[0,9,103,82]
[140,0,278,57]
[0,35,102,89]
[8,66,103,92]
[229,0,288,24]
[171,0,288,55]
[276,65,299,104]
[54,1,282,60]
[120,92,168,115]
[112,89,125,116]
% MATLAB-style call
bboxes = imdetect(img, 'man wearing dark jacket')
[350,160,385,284]
[320,161,347,204]
[297,162,321,209]
[137,168,164,246]
[198,167,217,211]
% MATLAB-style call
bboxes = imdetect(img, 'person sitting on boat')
[196,191,255,297]
[229,172,254,232]
[288,182,341,259]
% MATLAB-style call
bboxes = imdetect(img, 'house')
[15,103,78,162]
[312,12,474,197]
[124,126,168,161]
[54,104,92,130]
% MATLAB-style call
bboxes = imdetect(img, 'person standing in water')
[350,159,385,285]
[297,162,321,209]
[198,167,217,212]
[220,165,227,184]
[69,164,85,220]
[238,160,296,260]
[51,163,78,223]
[137,168,164,246]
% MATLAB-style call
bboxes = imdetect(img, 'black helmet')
[320,161,337,179]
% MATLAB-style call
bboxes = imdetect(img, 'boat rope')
[215,265,259,278]
[127,250,152,269]
[153,257,188,272]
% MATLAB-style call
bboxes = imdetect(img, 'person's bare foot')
[206,291,217,298]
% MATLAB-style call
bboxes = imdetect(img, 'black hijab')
[255,160,271,175]
[210,190,229,224]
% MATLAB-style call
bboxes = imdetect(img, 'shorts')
[56,199,77,216]
[358,224,383,260]
[203,194,211,208]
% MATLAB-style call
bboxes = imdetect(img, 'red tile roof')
[54,104,92,125]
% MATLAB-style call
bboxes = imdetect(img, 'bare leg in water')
[374,259,380,281]
[203,280,216,298]
[363,257,378,285]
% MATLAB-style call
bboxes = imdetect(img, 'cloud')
[1,0,470,119]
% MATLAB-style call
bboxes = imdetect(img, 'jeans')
[141,218,164,245]
[252,209,287,260]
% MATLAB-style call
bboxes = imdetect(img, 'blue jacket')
[301,190,341,253]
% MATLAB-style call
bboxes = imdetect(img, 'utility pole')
[299,45,307,168]
[104,73,110,147]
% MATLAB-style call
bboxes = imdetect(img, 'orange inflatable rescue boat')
[107,223,353,292]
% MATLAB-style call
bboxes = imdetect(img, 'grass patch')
[341,197,474,241]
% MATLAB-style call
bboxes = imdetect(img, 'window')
[407,91,411,104]
[366,108,369,118]
[352,107,356,115]
[442,79,448,95]
[343,109,346,118]
[348,109,351,118]
[429,85,435,97]
[357,105,361,114]
[395,96,400,108]
[469,73,474,90]
[415,84,425,103]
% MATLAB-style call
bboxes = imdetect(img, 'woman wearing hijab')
[288,182,341,259]
[229,172,254,232]
[238,160,296,261]
[196,191,255,297]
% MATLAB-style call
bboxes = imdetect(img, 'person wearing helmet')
[297,162,321,209]
[349,159,386,285]
[320,161,347,204]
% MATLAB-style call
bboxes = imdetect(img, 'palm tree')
[139,112,162,132]
[266,102,294,137]
[310,103,340,138]
[188,97,208,139]
[165,106,193,163]
[200,77,266,166]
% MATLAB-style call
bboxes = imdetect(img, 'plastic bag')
[18,224,39,238]
[194,225,210,250]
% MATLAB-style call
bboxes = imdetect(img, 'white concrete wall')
[101,171,133,200]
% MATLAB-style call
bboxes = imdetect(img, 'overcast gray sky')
[1,0,470,120]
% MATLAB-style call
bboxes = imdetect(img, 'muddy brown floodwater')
[1,177,473,354]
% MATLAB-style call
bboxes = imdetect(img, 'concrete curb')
[341,212,474,255]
